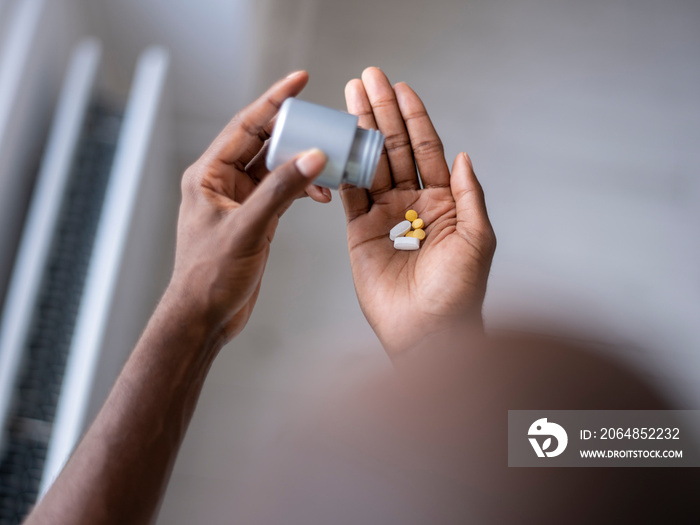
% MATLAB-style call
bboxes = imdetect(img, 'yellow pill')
[411,218,424,230]
[412,228,426,240]
[405,209,418,222]
[404,230,415,238]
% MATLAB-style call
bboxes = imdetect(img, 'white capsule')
[394,236,420,251]
[389,220,412,241]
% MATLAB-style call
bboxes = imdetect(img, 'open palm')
[340,68,496,356]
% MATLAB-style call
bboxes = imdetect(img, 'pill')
[412,228,426,240]
[394,236,420,250]
[411,218,424,230]
[389,220,412,241]
[405,209,418,222]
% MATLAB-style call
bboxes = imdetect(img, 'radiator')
[0,34,173,524]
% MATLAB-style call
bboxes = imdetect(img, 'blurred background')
[0,0,698,523]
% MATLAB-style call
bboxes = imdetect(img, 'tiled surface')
[122,0,700,523]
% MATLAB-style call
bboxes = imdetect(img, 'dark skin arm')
[24,71,327,525]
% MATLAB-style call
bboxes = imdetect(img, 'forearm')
[21,70,324,525]
[25,290,222,525]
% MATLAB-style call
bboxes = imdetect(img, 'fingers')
[393,82,450,189]
[306,184,332,203]
[344,78,390,197]
[239,149,327,238]
[361,67,419,190]
[340,79,374,220]
[450,153,496,252]
[207,71,309,169]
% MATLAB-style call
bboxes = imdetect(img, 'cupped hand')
[340,67,496,356]
[167,71,327,345]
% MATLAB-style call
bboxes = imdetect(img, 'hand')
[340,68,496,356]
[168,71,327,346]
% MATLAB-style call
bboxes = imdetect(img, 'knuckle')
[234,112,274,146]
[383,132,411,153]
[233,112,262,139]
[464,179,486,201]
[354,110,376,123]
[265,92,284,112]
[369,181,393,196]
[412,139,444,159]
[371,96,397,110]
[402,109,429,123]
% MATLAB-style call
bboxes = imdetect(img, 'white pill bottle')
[266,98,384,189]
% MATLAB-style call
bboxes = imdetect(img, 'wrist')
[156,284,229,359]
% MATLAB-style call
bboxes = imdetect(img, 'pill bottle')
[266,98,384,189]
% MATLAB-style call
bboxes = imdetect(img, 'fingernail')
[286,70,304,78]
[322,187,332,201]
[462,152,472,166]
[296,148,326,178]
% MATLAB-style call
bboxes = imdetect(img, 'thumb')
[240,148,327,233]
[450,152,495,241]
